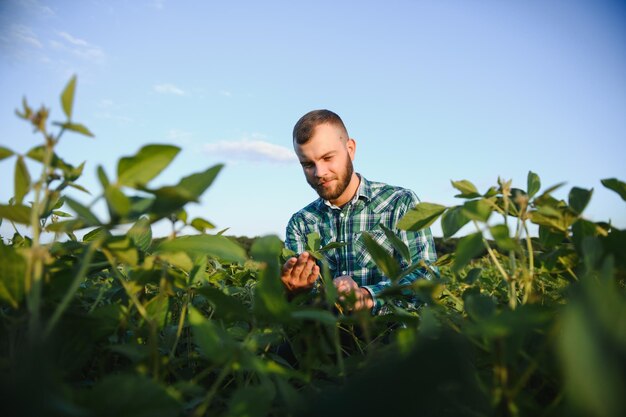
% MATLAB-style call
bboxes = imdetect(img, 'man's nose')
[314,162,329,178]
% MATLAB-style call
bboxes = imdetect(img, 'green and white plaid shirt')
[285,174,438,314]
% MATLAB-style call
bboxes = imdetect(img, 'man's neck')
[329,173,360,207]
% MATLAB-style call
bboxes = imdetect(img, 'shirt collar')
[321,173,371,210]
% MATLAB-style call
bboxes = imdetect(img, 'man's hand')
[281,251,320,294]
[333,276,374,312]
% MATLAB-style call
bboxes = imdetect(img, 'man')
[281,109,438,314]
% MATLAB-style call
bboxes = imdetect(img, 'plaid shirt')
[285,174,438,314]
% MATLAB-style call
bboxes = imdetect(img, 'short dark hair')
[292,109,348,145]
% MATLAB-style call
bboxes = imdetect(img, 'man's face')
[294,123,356,205]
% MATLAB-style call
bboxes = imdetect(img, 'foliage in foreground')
[1,78,625,417]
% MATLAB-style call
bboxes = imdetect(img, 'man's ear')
[347,138,356,160]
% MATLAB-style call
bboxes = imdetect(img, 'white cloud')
[204,135,297,164]
[9,25,42,48]
[219,90,232,97]
[51,30,105,63]
[154,83,186,96]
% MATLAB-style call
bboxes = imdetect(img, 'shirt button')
[340,213,345,218]
[342,271,347,275]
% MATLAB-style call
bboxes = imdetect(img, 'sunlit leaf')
[0,146,14,161]
[145,294,169,328]
[307,232,321,252]
[97,165,110,188]
[176,164,223,198]
[105,236,138,266]
[527,171,541,198]
[60,122,94,137]
[105,185,131,218]
[117,144,180,187]
[127,217,152,252]
[14,156,30,205]
[156,234,246,263]
[190,217,215,232]
[397,202,446,231]
[251,235,291,318]
[451,179,481,198]
[0,204,32,224]
[600,178,626,202]
[60,75,76,119]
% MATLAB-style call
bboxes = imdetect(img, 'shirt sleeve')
[362,190,439,314]
[285,213,307,255]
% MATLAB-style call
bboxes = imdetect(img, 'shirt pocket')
[353,229,395,269]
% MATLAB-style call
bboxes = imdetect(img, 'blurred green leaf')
[380,224,411,263]
[58,122,94,137]
[65,196,101,225]
[568,187,592,215]
[307,231,321,253]
[362,232,400,281]
[195,286,250,322]
[0,146,14,161]
[0,244,26,308]
[600,178,626,202]
[251,235,291,318]
[397,202,446,231]
[441,206,470,238]
[188,305,232,363]
[451,179,481,199]
[97,165,110,188]
[14,156,30,205]
[127,217,152,252]
[462,198,493,222]
[145,294,169,328]
[82,374,180,417]
[228,385,274,417]
[527,171,541,198]
[490,224,519,252]
[106,236,138,266]
[463,290,496,322]
[157,234,246,263]
[190,217,215,232]
[105,184,131,218]
[176,164,223,198]
[117,144,180,187]
[290,308,337,325]
[0,204,32,224]
[60,75,76,119]
[452,232,485,272]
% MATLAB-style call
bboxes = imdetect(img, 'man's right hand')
[281,251,320,293]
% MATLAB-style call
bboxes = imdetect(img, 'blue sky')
[1,0,625,240]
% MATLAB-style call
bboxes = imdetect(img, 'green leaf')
[306,232,321,252]
[568,187,593,215]
[105,236,138,266]
[105,185,131,218]
[0,146,14,161]
[0,204,32,224]
[452,232,485,272]
[397,202,446,231]
[380,224,411,263]
[251,235,291,318]
[441,206,469,238]
[145,294,169,328]
[127,217,152,252]
[228,385,274,417]
[0,244,26,308]
[489,224,519,252]
[451,179,481,198]
[83,374,180,417]
[14,156,30,205]
[361,232,400,281]
[61,122,94,137]
[195,286,250,322]
[60,75,77,119]
[117,144,180,187]
[290,309,337,325]
[65,197,101,225]
[527,171,541,198]
[600,178,626,202]
[188,305,232,363]
[156,234,246,263]
[177,164,223,198]
[462,198,493,222]
[97,165,110,188]
[190,217,215,232]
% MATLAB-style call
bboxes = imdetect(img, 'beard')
[308,157,354,202]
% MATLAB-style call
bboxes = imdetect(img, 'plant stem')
[193,361,232,417]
